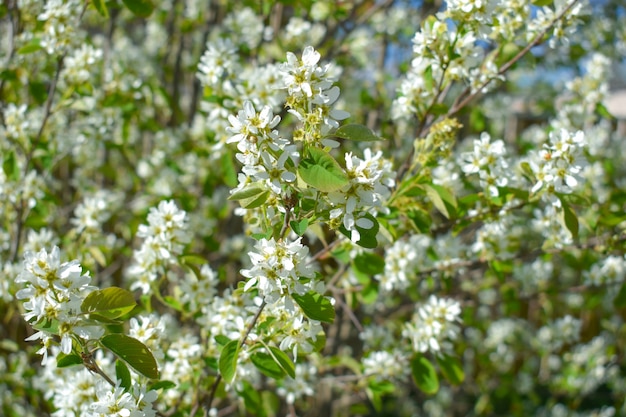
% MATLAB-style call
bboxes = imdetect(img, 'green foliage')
[298,147,349,192]
[219,340,240,384]
[81,287,137,320]
[332,124,382,142]
[121,0,155,17]
[56,353,83,368]
[291,291,335,323]
[410,354,439,395]
[116,360,132,391]
[228,183,271,209]
[100,334,159,379]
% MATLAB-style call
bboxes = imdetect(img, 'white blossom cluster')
[128,200,191,294]
[402,295,462,354]
[227,100,297,199]
[584,255,626,287]
[528,128,587,200]
[460,132,512,197]
[37,0,83,55]
[362,350,408,382]
[376,234,432,292]
[536,315,582,352]
[328,148,395,243]
[241,237,316,304]
[15,246,102,359]
[33,348,158,417]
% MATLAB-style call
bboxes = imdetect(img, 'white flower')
[402,296,462,354]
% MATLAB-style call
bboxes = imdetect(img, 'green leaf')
[238,380,264,416]
[407,208,432,233]
[2,151,20,181]
[614,283,626,308]
[595,102,615,120]
[353,252,385,276]
[290,218,309,236]
[436,354,465,385]
[221,151,238,188]
[532,0,553,6]
[228,183,270,209]
[32,318,59,335]
[310,332,326,353]
[339,212,379,249]
[92,0,109,18]
[116,360,132,391]
[423,65,434,92]
[149,380,177,391]
[559,200,579,239]
[81,287,136,320]
[291,291,335,323]
[179,253,206,265]
[17,38,42,55]
[298,147,349,192]
[424,184,457,219]
[250,352,285,379]
[333,124,381,142]
[268,346,295,378]
[219,340,240,383]
[121,0,155,17]
[215,335,231,346]
[101,334,159,379]
[57,353,83,368]
[410,354,439,395]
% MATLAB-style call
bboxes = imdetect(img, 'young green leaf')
[101,334,159,379]
[339,212,380,249]
[250,351,286,380]
[268,346,296,378]
[116,360,132,391]
[57,353,83,368]
[32,318,59,335]
[424,184,457,219]
[436,354,465,385]
[121,0,155,17]
[289,218,309,236]
[410,354,439,395]
[291,291,335,323]
[219,339,240,383]
[17,38,42,55]
[92,0,109,18]
[81,287,136,320]
[298,147,349,192]
[559,199,579,239]
[149,380,177,391]
[228,183,270,209]
[333,124,381,142]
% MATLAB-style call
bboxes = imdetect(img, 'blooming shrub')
[1,0,626,416]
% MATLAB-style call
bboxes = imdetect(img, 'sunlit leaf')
[298,147,349,192]
[81,287,136,320]
[436,354,465,385]
[411,354,439,395]
[333,124,381,142]
[291,291,335,323]
[219,340,240,383]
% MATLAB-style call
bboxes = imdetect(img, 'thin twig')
[448,0,581,116]
[203,301,267,415]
